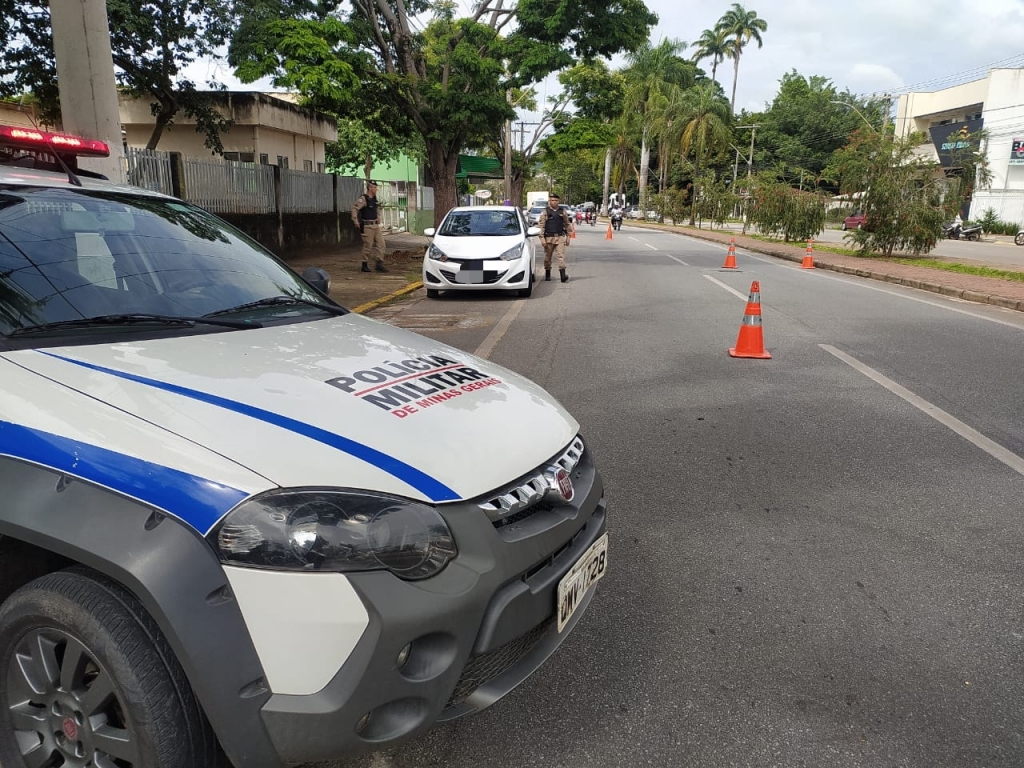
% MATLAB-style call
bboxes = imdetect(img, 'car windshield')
[438,210,522,237]
[0,185,331,343]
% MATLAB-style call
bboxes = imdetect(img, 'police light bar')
[0,125,110,157]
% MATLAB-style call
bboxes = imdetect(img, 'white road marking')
[821,344,1024,477]
[665,254,690,266]
[645,243,658,251]
[703,274,749,301]
[474,298,526,359]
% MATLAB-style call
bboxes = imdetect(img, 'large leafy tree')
[716,3,768,114]
[751,71,885,185]
[0,0,236,151]
[231,0,657,224]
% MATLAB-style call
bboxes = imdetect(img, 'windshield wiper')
[204,295,348,318]
[9,313,258,336]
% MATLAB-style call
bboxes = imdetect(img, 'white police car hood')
[12,314,580,509]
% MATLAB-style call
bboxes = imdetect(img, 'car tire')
[426,288,440,299]
[1015,232,1024,246]
[0,567,217,768]
[518,270,534,298]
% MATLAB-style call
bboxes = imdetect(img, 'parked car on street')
[527,204,546,226]
[424,205,540,298]
[843,211,867,230]
[0,125,608,768]
[627,206,642,220]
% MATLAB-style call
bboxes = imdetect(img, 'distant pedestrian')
[537,193,573,282]
[351,180,388,273]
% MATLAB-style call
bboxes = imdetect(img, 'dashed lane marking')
[821,344,1024,478]
[703,274,749,301]
[665,254,690,266]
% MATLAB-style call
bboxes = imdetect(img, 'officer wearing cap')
[537,193,573,282]
[351,180,388,273]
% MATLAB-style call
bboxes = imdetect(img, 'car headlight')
[427,243,447,261]
[499,242,525,261]
[208,489,457,580]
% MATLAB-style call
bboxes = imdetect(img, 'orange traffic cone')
[722,237,738,269]
[801,238,815,269]
[571,228,576,240]
[606,222,614,240]
[729,281,772,359]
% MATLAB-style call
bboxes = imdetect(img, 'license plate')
[455,270,483,284]
[556,534,608,633]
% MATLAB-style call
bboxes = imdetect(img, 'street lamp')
[831,100,878,133]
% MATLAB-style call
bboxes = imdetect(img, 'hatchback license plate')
[455,269,483,284]
[556,534,608,632]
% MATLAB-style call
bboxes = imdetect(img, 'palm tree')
[716,3,768,114]
[678,82,732,224]
[691,27,730,85]
[622,38,688,215]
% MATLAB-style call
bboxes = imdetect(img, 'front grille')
[445,619,554,708]
[478,437,585,527]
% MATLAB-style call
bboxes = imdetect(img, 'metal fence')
[281,168,334,213]
[124,148,173,196]
[180,156,276,214]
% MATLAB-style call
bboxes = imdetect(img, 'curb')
[351,281,423,314]
[632,223,1024,314]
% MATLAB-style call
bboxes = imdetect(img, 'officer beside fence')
[537,193,573,283]
[351,180,388,273]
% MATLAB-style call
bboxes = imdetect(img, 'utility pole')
[50,0,126,182]
[733,124,757,234]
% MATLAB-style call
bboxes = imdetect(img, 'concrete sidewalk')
[630,222,1024,313]
[284,230,430,312]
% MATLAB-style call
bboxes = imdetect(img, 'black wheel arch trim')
[0,456,287,768]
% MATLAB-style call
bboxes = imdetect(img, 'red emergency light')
[0,125,110,157]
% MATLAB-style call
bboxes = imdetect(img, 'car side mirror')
[527,226,540,237]
[424,227,436,237]
[302,267,331,297]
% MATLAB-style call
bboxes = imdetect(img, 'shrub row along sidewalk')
[634,223,1024,313]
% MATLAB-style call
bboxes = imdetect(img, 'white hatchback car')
[423,206,540,298]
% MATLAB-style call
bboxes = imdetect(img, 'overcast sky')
[188,0,1024,116]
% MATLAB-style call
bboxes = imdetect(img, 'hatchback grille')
[478,437,585,527]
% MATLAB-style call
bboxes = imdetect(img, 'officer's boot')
[360,262,371,273]
[375,261,389,273]
[559,268,568,283]
[545,268,551,281]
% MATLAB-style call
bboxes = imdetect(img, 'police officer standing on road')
[351,180,388,273]
[537,193,573,282]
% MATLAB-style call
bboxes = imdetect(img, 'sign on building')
[1010,138,1024,166]
[928,117,984,167]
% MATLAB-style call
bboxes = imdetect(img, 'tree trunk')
[364,151,373,182]
[602,147,612,215]
[689,152,701,226]
[145,107,175,150]
[730,54,740,114]
[510,172,526,212]
[711,57,718,84]
[639,128,651,214]
[427,140,460,228]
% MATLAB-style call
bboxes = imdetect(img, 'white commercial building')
[895,68,1024,224]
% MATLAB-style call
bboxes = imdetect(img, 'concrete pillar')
[49,0,126,182]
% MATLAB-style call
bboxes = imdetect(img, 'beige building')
[119,91,336,172]
[0,100,50,130]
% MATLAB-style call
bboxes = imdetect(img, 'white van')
[0,125,608,768]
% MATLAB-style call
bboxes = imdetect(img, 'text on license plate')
[556,533,608,633]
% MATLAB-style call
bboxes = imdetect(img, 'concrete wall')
[222,212,360,258]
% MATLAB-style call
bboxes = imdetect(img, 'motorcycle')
[943,222,983,242]
[610,210,623,230]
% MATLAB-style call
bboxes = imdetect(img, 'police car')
[0,125,608,767]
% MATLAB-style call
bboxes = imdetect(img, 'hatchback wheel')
[518,270,534,298]
[0,568,216,768]
[426,288,440,299]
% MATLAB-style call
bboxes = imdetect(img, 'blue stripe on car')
[0,420,248,533]
[39,352,461,502]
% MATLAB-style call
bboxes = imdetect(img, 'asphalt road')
[326,225,1024,768]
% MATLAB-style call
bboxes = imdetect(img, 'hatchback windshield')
[0,186,329,340]
[439,210,522,237]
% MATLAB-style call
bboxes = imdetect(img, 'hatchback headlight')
[208,489,457,580]
[427,243,447,261]
[499,242,525,261]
